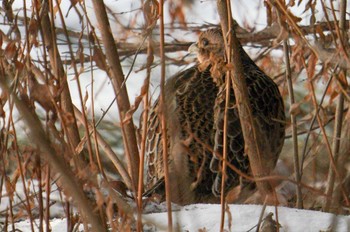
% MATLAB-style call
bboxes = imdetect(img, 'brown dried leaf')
[0,102,5,118]
[93,46,107,71]
[143,0,159,26]
[88,31,95,45]
[2,0,14,22]
[169,1,187,27]
[226,185,242,202]
[264,1,273,26]
[5,177,14,201]
[307,52,317,79]
[78,43,85,67]
[28,74,56,112]
[14,61,24,72]
[109,180,128,197]
[4,41,17,60]
[338,69,348,85]
[316,25,326,41]
[83,90,88,110]
[288,0,295,7]
[123,80,149,124]
[286,10,302,23]
[28,18,38,36]
[289,102,301,115]
[75,135,87,155]
[329,89,339,105]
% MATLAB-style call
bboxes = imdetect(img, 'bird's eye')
[202,38,209,46]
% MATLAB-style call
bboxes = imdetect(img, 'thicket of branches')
[0,0,349,231]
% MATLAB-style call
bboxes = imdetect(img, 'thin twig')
[219,0,233,230]
[276,7,303,208]
[158,0,173,231]
[324,0,347,213]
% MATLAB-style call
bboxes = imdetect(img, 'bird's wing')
[210,62,285,196]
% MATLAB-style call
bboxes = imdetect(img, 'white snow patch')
[142,204,350,232]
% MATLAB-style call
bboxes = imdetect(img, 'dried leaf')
[28,18,38,36]
[307,52,317,79]
[28,74,56,113]
[288,0,295,7]
[143,0,159,26]
[226,185,242,202]
[4,41,17,60]
[0,102,5,118]
[93,46,107,71]
[83,90,88,110]
[75,136,87,155]
[78,43,85,67]
[289,102,301,115]
[5,177,14,201]
[316,25,326,41]
[338,69,348,85]
[14,61,24,72]
[2,0,14,22]
[109,180,128,197]
[287,10,302,23]
[123,79,149,124]
[264,1,273,26]
[88,31,95,45]
[329,89,339,105]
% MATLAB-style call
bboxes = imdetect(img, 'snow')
[4,204,348,231]
[8,218,83,232]
[142,204,350,232]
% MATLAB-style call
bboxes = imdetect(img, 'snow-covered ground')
[7,204,350,231]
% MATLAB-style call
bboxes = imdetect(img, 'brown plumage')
[144,28,285,205]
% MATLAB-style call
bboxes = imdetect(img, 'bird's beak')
[188,43,199,53]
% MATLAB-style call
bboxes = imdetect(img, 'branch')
[217,0,275,201]
[37,0,84,165]
[91,0,140,192]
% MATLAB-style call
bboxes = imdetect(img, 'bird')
[143,27,285,205]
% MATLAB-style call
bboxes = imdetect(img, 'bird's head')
[188,28,227,82]
[188,28,225,64]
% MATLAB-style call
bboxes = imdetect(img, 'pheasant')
[144,28,285,205]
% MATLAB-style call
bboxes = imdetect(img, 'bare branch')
[91,0,140,193]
